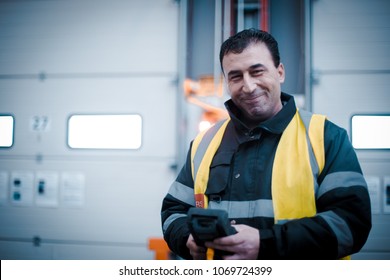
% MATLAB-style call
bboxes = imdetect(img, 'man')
[161,28,371,259]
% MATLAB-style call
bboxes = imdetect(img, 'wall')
[311,0,390,259]
[0,0,179,259]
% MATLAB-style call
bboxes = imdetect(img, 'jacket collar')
[224,92,297,134]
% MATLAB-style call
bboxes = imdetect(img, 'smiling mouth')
[243,93,265,102]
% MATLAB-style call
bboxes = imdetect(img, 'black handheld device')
[187,208,237,246]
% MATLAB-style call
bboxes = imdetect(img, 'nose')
[242,74,256,93]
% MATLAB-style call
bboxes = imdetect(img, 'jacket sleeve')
[161,144,195,259]
[258,120,372,259]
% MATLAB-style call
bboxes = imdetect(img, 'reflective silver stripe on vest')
[317,210,353,257]
[317,171,368,199]
[208,199,274,219]
[163,213,187,233]
[298,110,320,195]
[168,181,195,206]
[192,120,229,180]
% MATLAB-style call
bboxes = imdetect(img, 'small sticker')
[60,172,85,207]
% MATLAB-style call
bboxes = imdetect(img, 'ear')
[277,63,285,83]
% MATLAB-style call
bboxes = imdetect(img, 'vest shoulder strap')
[298,109,326,175]
[191,118,230,208]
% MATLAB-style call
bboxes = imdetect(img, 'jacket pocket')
[205,151,234,195]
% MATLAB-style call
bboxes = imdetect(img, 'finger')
[190,247,207,260]
[212,235,242,246]
[222,253,241,260]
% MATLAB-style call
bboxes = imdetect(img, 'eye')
[251,69,264,76]
[229,74,242,82]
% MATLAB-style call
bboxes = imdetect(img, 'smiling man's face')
[222,42,285,125]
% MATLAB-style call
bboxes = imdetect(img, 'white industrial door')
[311,0,390,259]
[0,0,178,259]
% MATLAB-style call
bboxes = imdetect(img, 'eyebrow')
[227,63,266,78]
[249,63,266,70]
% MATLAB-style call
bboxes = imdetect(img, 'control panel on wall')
[384,176,390,214]
[365,175,390,215]
[0,171,85,208]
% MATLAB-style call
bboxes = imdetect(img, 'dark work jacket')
[161,92,371,259]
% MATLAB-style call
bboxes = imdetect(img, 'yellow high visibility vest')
[190,109,329,259]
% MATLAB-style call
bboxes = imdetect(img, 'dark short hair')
[219,28,281,70]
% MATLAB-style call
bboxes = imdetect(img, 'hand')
[205,224,260,260]
[186,234,207,260]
